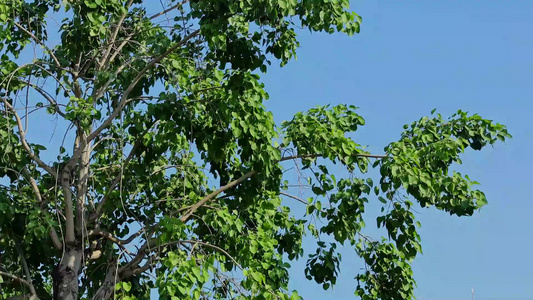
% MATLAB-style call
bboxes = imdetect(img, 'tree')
[0,1,511,299]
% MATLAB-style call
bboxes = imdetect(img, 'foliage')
[0,1,510,300]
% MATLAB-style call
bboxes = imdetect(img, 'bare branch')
[178,240,243,271]
[20,168,63,251]
[92,61,130,102]
[149,1,189,20]
[279,192,308,205]
[178,152,386,223]
[31,63,72,97]
[86,230,133,256]
[279,153,388,162]
[1,98,58,178]
[150,164,198,176]
[5,295,33,300]
[74,135,91,237]
[174,204,216,212]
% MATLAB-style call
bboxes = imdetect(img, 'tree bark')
[52,248,82,300]
[92,264,117,300]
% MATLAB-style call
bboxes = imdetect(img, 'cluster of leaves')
[0,1,510,300]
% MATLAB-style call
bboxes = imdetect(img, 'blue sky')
[4,1,532,299]
[261,1,533,299]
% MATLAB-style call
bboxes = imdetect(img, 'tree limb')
[149,1,189,20]
[98,0,135,70]
[20,81,66,118]
[180,170,257,223]
[20,167,63,250]
[90,120,160,222]
[179,152,387,223]
[279,192,308,205]
[61,171,75,243]
[0,271,37,297]
[49,227,63,251]
[75,134,91,237]
[21,168,43,204]
[279,153,388,162]
[30,63,72,98]
[87,28,200,143]
[0,98,58,178]
[121,239,242,279]
[87,229,142,250]
[5,296,32,300]
[14,244,36,298]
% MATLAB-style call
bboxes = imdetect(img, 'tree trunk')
[52,248,82,300]
[92,265,117,300]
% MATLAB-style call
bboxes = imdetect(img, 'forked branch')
[87,28,200,143]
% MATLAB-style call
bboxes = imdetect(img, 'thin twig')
[280,191,308,205]
[98,0,135,70]
[279,153,388,162]
[20,81,66,117]
[14,22,61,68]
[91,120,160,221]
[87,28,200,143]
[149,0,189,20]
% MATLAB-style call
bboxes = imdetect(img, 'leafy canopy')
[0,1,510,300]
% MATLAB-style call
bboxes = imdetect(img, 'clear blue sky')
[261,1,533,299]
[7,1,532,299]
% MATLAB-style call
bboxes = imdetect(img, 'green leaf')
[123,282,132,292]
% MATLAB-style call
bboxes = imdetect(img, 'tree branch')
[180,170,257,223]
[61,171,75,243]
[30,63,72,98]
[279,153,388,162]
[279,192,308,205]
[121,239,242,279]
[20,167,63,250]
[21,168,43,204]
[75,134,91,237]
[98,0,135,70]
[88,229,142,248]
[87,28,200,143]
[89,152,134,219]
[49,227,63,251]
[20,81,66,118]
[148,1,189,20]
[1,98,58,178]
[5,296,33,300]
[14,244,36,298]
[0,271,37,297]
[90,120,160,222]
[179,152,387,223]
[14,22,61,69]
